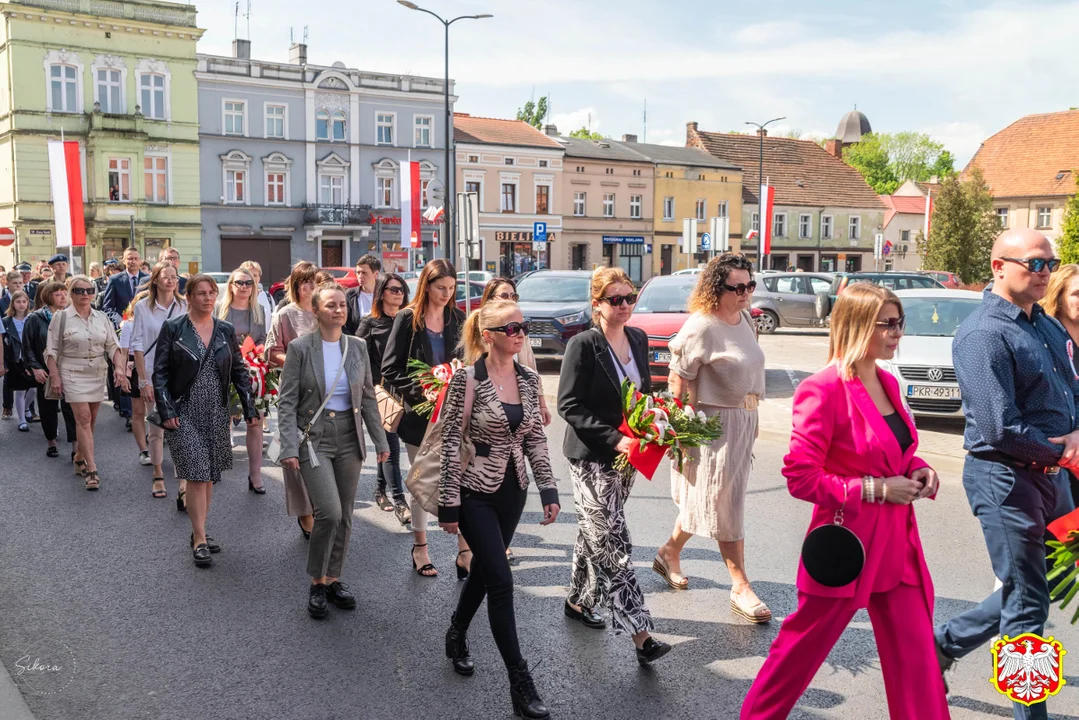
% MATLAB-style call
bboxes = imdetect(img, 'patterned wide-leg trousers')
[567,459,654,635]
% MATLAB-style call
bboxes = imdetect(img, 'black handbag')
[801,509,865,588]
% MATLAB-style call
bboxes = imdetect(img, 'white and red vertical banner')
[923,193,934,239]
[759,183,775,255]
[47,140,86,247]
[400,161,422,249]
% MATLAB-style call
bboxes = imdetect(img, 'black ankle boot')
[508,660,549,719]
[445,615,475,676]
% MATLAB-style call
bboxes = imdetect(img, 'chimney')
[686,121,699,147]
[543,124,559,137]
[621,134,637,143]
[756,128,767,137]
[289,42,307,66]
[232,39,251,60]
[824,138,843,158]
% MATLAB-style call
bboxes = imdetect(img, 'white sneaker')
[139,450,152,466]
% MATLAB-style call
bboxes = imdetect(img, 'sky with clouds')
[193,0,1079,165]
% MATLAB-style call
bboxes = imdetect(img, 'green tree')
[1059,178,1079,264]
[569,126,603,140]
[843,132,956,194]
[920,167,999,283]
[515,97,548,128]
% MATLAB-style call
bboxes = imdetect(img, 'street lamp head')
[397,1,419,9]
[473,13,493,18]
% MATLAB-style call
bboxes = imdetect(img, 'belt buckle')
[1044,465,1060,475]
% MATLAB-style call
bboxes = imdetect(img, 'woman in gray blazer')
[277,283,390,619]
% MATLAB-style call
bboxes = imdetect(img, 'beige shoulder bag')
[405,367,475,516]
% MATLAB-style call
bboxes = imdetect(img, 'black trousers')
[37,387,76,443]
[455,472,527,668]
[2,377,11,411]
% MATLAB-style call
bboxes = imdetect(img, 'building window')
[751,213,759,232]
[574,192,586,217]
[539,160,548,168]
[900,229,910,244]
[536,185,550,215]
[49,64,79,113]
[576,166,584,173]
[501,183,517,213]
[1037,206,1052,228]
[265,104,286,138]
[633,169,641,177]
[319,174,344,205]
[332,111,346,141]
[468,155,479,163]
[465,180,480,195]
[143,156,168,203]
[414,115,432,147]
[603,193,615,218]
[96,69,123,113]
[821,215,833,239]
[630,195,641,219]
[773,212,787,238]
[663,196,675,221]
[107,158,130,201]
[316,110,329,140]
[226,169,246,204]
[505,158,515,166]
[695,199,706,221]
[266,172,286,205]
[799,213,812,239]
[617,242,644,285]
[605,168,613,175]
[139,73,165,119]
[224,100,245,135]
[376,176,394,208]
[376,113,395,145]
[996,207,1009,228]
[848,215,861,240]
[421,179,431,208]
[717,201,728,218]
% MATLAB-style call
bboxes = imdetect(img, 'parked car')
[877,288,982,417]
[405,278,486,314]
[815,272,945,320]
[752,272,834,334]
[627,274,763,385]
[458,270,495,284]
[672,268,702,276]
[513,270,593,358]
[205,271,232,296]
[920,270,961,289]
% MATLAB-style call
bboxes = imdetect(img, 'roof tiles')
[965,109,1079,198]
[453,114,564,150]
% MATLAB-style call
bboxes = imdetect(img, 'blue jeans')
[935,455,1075,720]
[376,431,404,500]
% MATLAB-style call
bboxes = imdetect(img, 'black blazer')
[101,271,149,325]
[381,305,465,446]
[2,315,36,390]
[152,315,255,423]
[357,313,395,386]
[344,286,370,337]
[557,325,652,463]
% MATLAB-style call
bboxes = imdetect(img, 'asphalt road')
[2,340,1078,719]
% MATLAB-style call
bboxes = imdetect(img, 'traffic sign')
[701,232,711,250]
[533,221,547,243]
[0,228,14,247]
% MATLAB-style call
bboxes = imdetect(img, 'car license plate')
[529,337,542,348]
[653,351,671,363]
[907,385,961,400]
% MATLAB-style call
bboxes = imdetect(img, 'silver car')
[752,272,834,334]
[878,288,983,418]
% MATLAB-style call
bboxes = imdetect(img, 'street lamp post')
[397,1,492,268]
[744,116,785,271]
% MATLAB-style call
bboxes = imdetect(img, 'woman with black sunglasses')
[557,266,672,666]
[358,273,412,525]
[654,253,772,623]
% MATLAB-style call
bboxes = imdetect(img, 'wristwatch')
[138,380,150,389]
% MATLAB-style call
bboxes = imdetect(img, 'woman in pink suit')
[741,283,949,720]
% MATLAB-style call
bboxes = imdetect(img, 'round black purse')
[801,508,865,588]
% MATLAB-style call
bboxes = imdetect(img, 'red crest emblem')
[990,634,1067,706]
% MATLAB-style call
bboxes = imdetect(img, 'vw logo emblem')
[927,367,944,382]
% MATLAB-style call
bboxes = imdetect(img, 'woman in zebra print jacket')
[437,299,560,720]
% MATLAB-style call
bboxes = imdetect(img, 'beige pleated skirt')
[671,406,758,543]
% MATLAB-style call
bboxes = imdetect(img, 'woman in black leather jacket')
[153,274,256,567]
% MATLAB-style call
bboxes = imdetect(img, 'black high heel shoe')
[248,476,266,494]
[456,550,471,581]
[297,517,311,540]
[508,660,549,718]
[176,489,186,513]
[445,614,475,676]
[411,543,437,577]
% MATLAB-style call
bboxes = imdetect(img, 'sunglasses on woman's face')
[493,292,520,302]
[232,279,254,287]
[602,293,638,307]
[722,281,757,296]
[485,321,530,337]
[71,287,96,296]
[875,315,906,333]
[383,285,405,295]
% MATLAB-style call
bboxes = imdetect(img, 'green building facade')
[0,0,202,270]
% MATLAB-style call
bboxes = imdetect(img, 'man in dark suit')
[344,254,380,336]
[100,246,147,327]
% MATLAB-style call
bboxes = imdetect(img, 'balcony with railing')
[303,204,372,227]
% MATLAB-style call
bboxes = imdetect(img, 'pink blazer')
[783,364,936,610]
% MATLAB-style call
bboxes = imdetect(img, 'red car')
[270,266,360,304]
[627,274,762,386]
[406,278,487,313]
[920,270,960,289]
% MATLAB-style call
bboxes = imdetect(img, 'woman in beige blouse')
[266,261,319,537]
[654,254,770,623]
[46,275,129,490]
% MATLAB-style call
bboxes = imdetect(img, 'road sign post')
[533,221,547,243]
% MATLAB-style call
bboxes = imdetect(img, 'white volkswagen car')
[878,289,983,418]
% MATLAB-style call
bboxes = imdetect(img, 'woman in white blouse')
[131,262,187,503]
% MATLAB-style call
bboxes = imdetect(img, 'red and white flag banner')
[759,183,775,255]
[400,161,422,249]
[47,140,86,247]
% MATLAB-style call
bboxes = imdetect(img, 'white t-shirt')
[357,290,374,318]
[609,345,642,389]
[322,340,352,411]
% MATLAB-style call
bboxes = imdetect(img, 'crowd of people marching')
[1,228,1075,719]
